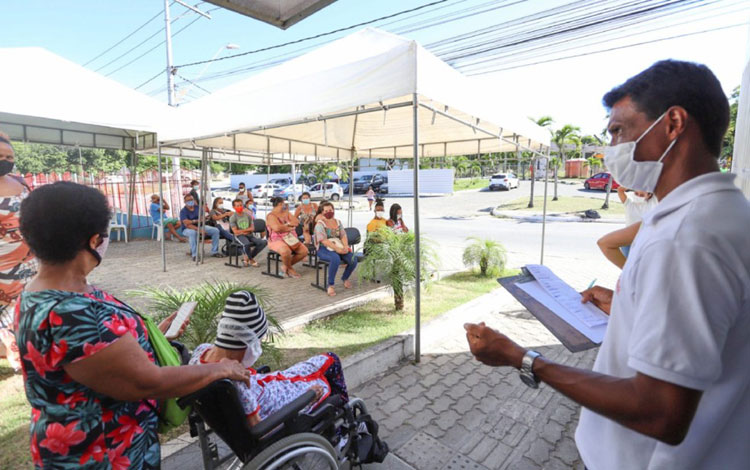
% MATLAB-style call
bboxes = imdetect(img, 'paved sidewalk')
[358,288,599,470]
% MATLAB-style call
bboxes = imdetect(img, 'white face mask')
[628,194,647,204]
[241,340,263,368]
[375,211,385,219]
[603,112,677,193]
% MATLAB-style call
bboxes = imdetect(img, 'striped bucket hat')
[215,290,267,350]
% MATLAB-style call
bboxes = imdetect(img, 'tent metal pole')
[349,150,354,227]
[158,145,166,272]
[541,151,550,265]
[126,150,138,241]
[265,137,270,218]
[412,93,421,363]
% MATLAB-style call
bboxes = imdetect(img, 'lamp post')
[176,43,239,103]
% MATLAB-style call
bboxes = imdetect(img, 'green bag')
[107,296,192,434]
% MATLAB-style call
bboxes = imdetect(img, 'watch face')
[519,374,539,389]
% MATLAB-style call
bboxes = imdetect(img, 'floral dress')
[14,288,160,470]
[190,344,348,420]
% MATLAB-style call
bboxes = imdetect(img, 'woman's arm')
[617,186,628,204]
[597,222,640,269]
[265,213,290,233]
[64,333,250,401]
[162,201,171,211]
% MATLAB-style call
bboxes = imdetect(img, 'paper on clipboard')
[517,266,608,343]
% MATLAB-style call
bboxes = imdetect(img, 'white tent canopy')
[0,47,174,150]
[159,28,550,163]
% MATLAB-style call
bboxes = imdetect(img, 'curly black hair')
[374,198,385,210]
[20,182,111,264]
[270,196,285,208]
[602,60,730,156]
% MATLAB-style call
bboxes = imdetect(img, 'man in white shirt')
[465,59,749,469]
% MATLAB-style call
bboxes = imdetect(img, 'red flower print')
[106,415,143,447]
[103,315,138,338]
[46,339,68,369]
[23,341,54,377]
[102,408,114,423]
[56,391,87,409]
[82,341,111,358]
[38,310,63,330]
[136,399,156,415]
[79,434,106,465]
[31,408,41,423]
[30,433,42,467]
[39,421,86,456]
[107,443,131,470]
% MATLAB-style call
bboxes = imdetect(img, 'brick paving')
[88,238,383,326]
[355,288,599,470]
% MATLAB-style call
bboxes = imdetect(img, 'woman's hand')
[158,311,190,339]
[310,384,324,401]
[219,358,252,386]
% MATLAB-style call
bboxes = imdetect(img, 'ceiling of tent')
[203,0,337,29]
[158,29,550,164]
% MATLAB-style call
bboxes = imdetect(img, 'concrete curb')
[491,208,625,224]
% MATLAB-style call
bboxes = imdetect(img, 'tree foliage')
[359,228,439,310]
[462,237,507,277]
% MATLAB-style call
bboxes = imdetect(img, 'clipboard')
[498,267,601,352]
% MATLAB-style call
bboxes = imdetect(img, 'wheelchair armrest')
[250,389,316,439]
[170,341,191,365]
[176,378,230,409]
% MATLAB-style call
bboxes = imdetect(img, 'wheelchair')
[177,367,388,470]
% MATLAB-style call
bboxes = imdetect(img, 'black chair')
[223,233,244,269]
[256,219,284,279]
[312,227,360,291]
[253,219,267,239]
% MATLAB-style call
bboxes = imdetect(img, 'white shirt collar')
[642,172,738,225]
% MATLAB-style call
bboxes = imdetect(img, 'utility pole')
[164,0,176,106]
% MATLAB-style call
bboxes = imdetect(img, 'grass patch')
[270,268,519,368]
[0,358,30,470]
[497,196,624,217]
[453,178,487,191]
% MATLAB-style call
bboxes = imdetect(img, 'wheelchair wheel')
[243,432,339,470]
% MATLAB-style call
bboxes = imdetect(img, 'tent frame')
[155,95,550,363]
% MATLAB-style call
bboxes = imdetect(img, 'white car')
[251,183,281,198]
[276,184,310,201]
[489,173,519,191]
[308,182,343,201]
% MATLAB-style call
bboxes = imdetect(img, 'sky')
[4,0,750,136]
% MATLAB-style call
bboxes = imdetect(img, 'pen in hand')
[587,278,597,290]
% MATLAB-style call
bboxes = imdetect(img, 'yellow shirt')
[367,218,387,233]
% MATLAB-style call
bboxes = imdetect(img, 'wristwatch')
[519,350,542,389]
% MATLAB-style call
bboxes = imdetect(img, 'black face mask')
[0,160,14,176]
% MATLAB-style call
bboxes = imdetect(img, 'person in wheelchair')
[189,291,350,427]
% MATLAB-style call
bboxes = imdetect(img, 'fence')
[23,169,202,239]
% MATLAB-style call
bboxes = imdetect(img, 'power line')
[83,5,169,67]
[467,22,747,75]
[173,0,453,69]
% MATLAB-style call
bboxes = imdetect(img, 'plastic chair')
[152,221,163,241]
[109,212,128,243]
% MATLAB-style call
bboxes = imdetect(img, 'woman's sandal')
[327,286,336,297]
[249,259,259,267]
[242,258,250,267]
[344,280,353,289]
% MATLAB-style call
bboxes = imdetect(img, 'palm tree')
[586,156,600,177]
[134,281,277,350]
[462,237,507,277]
[529,117,555,208]
[550,125,581,200]
[359,229,439,310]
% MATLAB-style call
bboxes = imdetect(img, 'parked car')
[488,173,519,191]
[276,184,310,201]
[269,177,292,187]
[378,176,389,194]
[308,182,344,201]
[353,174,387,194]
[251,183,281,198]
[584,172,620,191]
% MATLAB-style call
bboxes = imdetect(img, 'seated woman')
[209,197,234,240]
[386,204,408,233]
[293,192,318,245]
[366,199,387,235]
[314,202,357,297]
[229,199,267,267]
[150,194,187,242]
[189,291,349,427]
[597,222,641,269]
[266,197,308,278]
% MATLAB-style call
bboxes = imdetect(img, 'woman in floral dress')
[0,132,35,372]
[15,182,250,469]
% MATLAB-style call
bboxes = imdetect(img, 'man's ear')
[665,106,689,140]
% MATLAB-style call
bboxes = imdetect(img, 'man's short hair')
[602,60,729,156]
[190,179,199,185]
[184,193,193,201]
